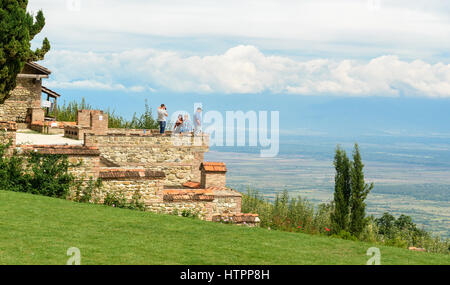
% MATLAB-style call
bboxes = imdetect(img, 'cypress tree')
[331,146,351,233]
[349,143,373,237]
[0,0,50,103]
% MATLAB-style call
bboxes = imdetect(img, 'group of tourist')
[157,104,202,135]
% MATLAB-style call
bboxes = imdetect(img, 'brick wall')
[201,172,227,188]
[65,110,109,139]
[0,78,42,123]
[77,110,91,127]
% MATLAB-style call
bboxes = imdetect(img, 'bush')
[332,230,358,241]
[72,177,103,203]
[242,188,332,235]
[0,141,102,202]
[0,145,75,199]
[103,190,146,211]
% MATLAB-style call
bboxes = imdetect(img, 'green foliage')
[0,139,102,201]
[72,177,103,204]
[181,209,199,219]
[242,186,449,254]
[349,143,374,237]
[332,230,358,241]
[55,98,159,129]
[0,0,50,103]
[373,212,436,250]
[0,142,74,198]
[330,145,351,234]
[242,188,332,235]
[53,98,93,122]
[103,190,146,211]
[23,152,73,198]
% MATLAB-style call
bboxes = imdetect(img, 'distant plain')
[207,135,450,237]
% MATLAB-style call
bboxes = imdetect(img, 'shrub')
[242,188,332,235]
[72,177,103,204]
[103,190,146,211]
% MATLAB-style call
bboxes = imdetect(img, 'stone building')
[0,62,60,129]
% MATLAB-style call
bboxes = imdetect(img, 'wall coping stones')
[99,168,165,180]
[163,189,215,202]
[20,145,101,156]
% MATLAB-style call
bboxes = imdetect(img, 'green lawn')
[0,191,448,265]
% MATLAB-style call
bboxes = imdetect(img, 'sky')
[27,0,450,137]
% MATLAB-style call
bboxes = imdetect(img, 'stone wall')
[98,169,165,204]
[201,172,227,188]
[151,188,242,220]
[19,145,101,179]
[11,131,257,224]
[0,78,41,123]
[0,121,17,155]
[85,132,209,186]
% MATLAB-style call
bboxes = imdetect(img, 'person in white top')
[157,104,168,133]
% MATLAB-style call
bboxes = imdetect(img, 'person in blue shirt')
[181,114,193,133]
[194,107,202,135]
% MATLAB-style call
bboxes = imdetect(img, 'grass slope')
[0,191,448,265]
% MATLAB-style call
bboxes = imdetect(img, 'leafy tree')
[349,144,373,237]
[330,146,351,233]
[375,212,396,238]
[0,0,50,103]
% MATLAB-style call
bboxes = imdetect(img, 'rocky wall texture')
[99,179,164,205]
[0,121,17,155]
[85,133,209,186]
[0,78,41,123]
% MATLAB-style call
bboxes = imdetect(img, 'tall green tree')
[331,146,351,233]
[0,0,50,103]
[349,143,373,237]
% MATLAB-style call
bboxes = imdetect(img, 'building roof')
[200,162,227,173]
[25,62,51,75]
[42,86,61,98]
[17,62,51,79]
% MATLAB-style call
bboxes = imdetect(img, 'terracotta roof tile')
[182,181,201,189]
[200,162,227,172]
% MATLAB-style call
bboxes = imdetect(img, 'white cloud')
[42,45,450,97]
[28,0,450,59]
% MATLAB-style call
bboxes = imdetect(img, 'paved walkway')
[16,131,83,146]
